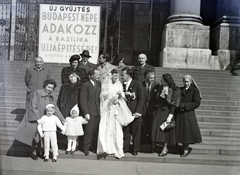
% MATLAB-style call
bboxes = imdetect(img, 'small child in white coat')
[37,104,65,162]
[63,104,88,154]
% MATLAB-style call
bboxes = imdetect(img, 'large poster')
[38,4,100,63]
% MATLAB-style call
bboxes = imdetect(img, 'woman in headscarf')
[175,75,202,157]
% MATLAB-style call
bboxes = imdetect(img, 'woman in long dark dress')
[175,75,202,157]
[57,72,82,118]
[151,74,181,156]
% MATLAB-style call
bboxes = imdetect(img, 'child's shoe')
[70,150,75,154]
[44,156,49,162]
[65,150,70,154]
[52,156,57,162]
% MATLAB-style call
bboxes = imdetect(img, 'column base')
[213,49,239,70]
[167,14,202,24]
[159,47,221,70]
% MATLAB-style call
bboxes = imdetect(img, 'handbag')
[164,121,175,132]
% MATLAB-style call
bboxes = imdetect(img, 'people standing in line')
[97,69,134,159]
[25,56,50,110]
[63,105,88,155]
[175,75,202,157]
[96,53,116,83]
[61,54,88,85]
[151,74,181,156]
[141,70,160,144]
[57,72,82,118]
[37,104,65,162]
[121,67,144,156]
[131,53,155,82]
[79,68,101,156]
[79,50,95,73]
[14,79,65,160]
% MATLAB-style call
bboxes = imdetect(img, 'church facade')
[0,0,239,69]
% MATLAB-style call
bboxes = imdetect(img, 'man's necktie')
[123,82,127,92]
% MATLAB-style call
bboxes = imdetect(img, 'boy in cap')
[37,104,65,162]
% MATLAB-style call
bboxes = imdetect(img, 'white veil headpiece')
[100,69,123,99]
[183,75,202,99]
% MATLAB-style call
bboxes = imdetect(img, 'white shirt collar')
[90,79,95,86]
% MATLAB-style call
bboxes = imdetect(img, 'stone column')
[210,0,240,70]
[168,0,202,23]
[159,0,220,69]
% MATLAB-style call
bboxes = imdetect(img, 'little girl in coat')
[63,104,88,154]
[37,104,65,162]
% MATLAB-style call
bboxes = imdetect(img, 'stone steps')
[1,100,239,111]
[2,96,240,106]
[196,110,240,117]
[1,128,240,147]
[1,135,240,157]
[1,145,240,166]
[1,61,240,166]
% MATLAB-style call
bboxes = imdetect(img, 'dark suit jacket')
[79,80,101,117]
[131,63,155,82]
[78,61,95,73]
[125,79,144,115]
[61,66,88,84]
[142,81,160,115]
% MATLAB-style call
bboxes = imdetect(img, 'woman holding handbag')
[151,74,181,156]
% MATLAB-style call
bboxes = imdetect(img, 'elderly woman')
[14,79,64,160]
[175,75,202,157]
[151,74,181,156]
[57,72,82,118]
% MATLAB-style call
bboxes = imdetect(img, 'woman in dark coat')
[175,75,202,157]
[14,79,64,160]
[57,72,82,118]
[151,74,181,156]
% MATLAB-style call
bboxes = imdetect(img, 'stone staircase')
[1,60,240,166]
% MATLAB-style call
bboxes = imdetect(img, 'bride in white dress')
[97,69,134,158]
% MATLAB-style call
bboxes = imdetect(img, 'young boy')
[37,104,65,162]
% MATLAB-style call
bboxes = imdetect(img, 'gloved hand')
[166,114,173,123]
[179,103,185,109]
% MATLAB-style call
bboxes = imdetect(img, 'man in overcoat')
[131,53,155,82]
[79,68,101,155]
[121,67,144,156]
[78,50,95,73]
[25,57,50,110]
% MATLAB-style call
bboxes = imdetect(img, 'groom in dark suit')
[80,68,101,156]
[121,67,144,156]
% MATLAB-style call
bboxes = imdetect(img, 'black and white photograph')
[1,0,240,174]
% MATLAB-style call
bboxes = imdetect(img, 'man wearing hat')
[61,54,88,84]
[79,50,95,73]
